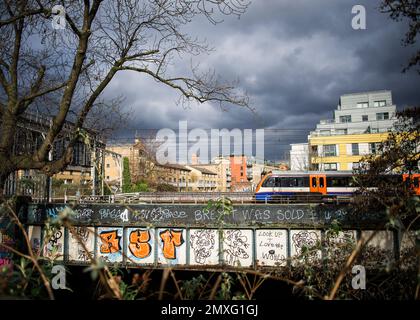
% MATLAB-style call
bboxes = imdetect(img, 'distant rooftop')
[160,163,191,172]
[190,165,218,175]
[340,89,391,97]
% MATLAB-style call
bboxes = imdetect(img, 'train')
[255,171,420,202]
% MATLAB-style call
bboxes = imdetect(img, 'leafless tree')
[380,0,420,73]
[0,0,251,196]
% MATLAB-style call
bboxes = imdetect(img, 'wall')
[309,132,389,170]
[18,203,412,270]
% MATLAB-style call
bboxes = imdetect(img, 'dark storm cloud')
[103,0,420,161]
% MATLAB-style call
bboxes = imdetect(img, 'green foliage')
[205,197,233,226]
[216,273,233,300]
[103,184,113,195]
[181,274,207,299]
[122,157,132,193]
[156,183,177,192]
[131,182,149,192]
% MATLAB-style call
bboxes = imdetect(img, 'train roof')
[265,170,354,176]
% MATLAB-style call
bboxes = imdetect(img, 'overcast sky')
[103,0,419,162]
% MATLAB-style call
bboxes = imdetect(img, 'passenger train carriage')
[255,171,420,202]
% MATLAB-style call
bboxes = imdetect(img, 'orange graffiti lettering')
[160,229,184,259]
[100,230,121,254]
[129,229,151,258]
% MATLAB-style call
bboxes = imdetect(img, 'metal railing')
[46,192,353,205]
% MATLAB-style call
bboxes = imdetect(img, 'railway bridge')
[1,198,415,272]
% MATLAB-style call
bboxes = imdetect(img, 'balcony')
[319,119,335,124]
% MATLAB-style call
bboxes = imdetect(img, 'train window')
[280,178,291,187]
[311,177,317,188]
[262,177,276,187]
[296,177,305,187]
[327,176,351,187]
[319,177,325,188]
[413,177,419,188]
[276,177,305,187]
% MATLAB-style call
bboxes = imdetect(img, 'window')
[278,177,309,188]
[336,129,347,135]
[357,102,369,108]
[311,145,318,154]
[319,177,325,187]
[373,100,386,107]
[324,163,337,171]
[327,176,354,187]
[106,163,110,168]
[371,128,379,133]
[106,176,110,180]
[323,145,337,157]
[362,115,368,122]
[320,130,330,136]
[352,143,359,155]
[262,177,276,187]
[311,177,317,188]
[369,142,380,154]
[376,112,389,120]
[352,162,360,169]
[339,115,352,123]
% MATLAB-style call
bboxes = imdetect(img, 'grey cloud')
[102,0,419,161]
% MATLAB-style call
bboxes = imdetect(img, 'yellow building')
[309,133,389,171]
[104,150,122,190]
[306,90,398,171]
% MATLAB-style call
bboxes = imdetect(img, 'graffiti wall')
[0,229,15,268]
[126,227,155,265]
[158,228,186,265]
[0,207,15,269]
[97,227,123,263]
[43,226,64,261]
[223,229,253,267]
[28,225,42,256]
[19,203,398,269]
[189,229,219,265]
[19,224,399,269]
[290,230,322,265]
[68,227,95,263]
[256,229,287,267]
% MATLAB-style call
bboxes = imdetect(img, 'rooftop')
[340,90,391,97]
[190,166,218,175]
